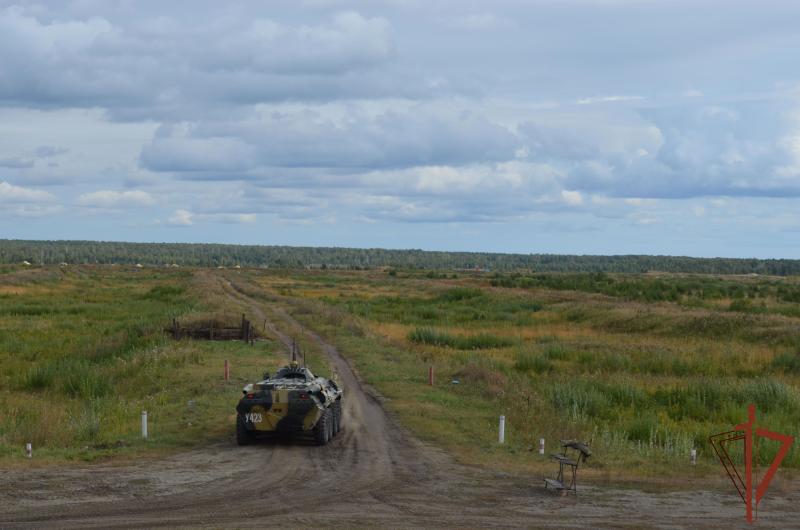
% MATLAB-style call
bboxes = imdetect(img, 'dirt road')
[1,277,797,528]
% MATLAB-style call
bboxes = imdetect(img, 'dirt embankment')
[1,275,797,528]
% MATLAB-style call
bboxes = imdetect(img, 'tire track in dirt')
[2,272,799,528]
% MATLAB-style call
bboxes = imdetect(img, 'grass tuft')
[408,327,514,349]
[771,351,800,374]
[513,350,553,373]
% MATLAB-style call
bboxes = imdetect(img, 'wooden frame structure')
[170,313,255,344]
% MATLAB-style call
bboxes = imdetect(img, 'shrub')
[547,382,610,421]
[456,364,507,385]
[62,370,112,399]
[542,344,569,360]
[627,415,658,443]
[23,357,113,398]
[457,333,514,349]
[74,402,103,442]
[408,327,514,349]
[455,364,508,397]
[438,287,484,302]
[415,307,442,321]
[728,299,763,313]
[514,350,553,373]
[771,351,800,374]
[141,284,186,301]
[23,364,57,391]
[595,352,633,373]
[736,378,797,413]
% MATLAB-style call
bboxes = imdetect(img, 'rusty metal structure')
[544,440,592,494]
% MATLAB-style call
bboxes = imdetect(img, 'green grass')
[513,350,553,373]
[5,266,800,479]
[408,327,514,349]
[772,351,800,374]
[334,287,541,326]
[0,268,291,463]
[491,271,800,308]
[255,268,800,476]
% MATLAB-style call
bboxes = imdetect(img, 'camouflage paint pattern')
[236,361,341,434]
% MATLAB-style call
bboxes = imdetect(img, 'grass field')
[250,269,800,477]
[0,266,323,463]
[2,265,798,480]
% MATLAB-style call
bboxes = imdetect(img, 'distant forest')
[1,239,799,275]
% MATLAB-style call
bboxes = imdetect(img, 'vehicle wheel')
[314,409,330,446]
[236,414,254,446]
[326,408,334,441]
[331,403,341,436]
[334,401,342,434]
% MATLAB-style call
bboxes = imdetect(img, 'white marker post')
[141,411,148,440]
[498,415,506,444]
[539,438,545,455]
[691,448,697,466]
[26,443,32,459]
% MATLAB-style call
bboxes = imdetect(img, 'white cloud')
[78,189,155,208]
[165,209,255,226]
[207,213,257,224]
[0,8,398,118]
[140,105,519,173]
[0,181,55,202]
[0,1,799,253]
[168,209,194,226]
[561,190,583,206]
[774,134,800,178]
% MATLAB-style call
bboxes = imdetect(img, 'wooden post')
[224,359,230,381]
[428,366,433,386]
[241,313,246,340]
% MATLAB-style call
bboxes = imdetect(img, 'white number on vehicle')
[245,413,262,423]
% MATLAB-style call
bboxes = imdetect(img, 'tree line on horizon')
[1,239,799,275]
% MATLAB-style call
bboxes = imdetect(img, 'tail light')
[246,393,255,399]
[298,393,309,400]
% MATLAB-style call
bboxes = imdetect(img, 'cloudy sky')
[1,1,799,257]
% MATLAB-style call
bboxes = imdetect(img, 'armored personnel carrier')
[235,348,343,446]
